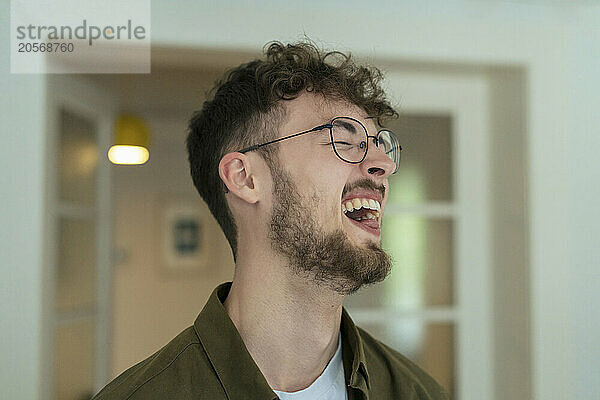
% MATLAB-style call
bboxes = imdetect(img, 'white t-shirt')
[273,333,348,400]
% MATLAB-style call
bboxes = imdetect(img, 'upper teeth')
[342,198,381,213]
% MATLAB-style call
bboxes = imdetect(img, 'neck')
[224,249,344,392]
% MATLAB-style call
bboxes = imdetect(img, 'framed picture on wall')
[159,197,207,273]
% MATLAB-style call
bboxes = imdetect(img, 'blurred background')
[1,1,599,400]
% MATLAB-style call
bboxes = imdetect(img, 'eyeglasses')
[237,116,402,174]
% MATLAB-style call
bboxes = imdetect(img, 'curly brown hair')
[187,40,397,259]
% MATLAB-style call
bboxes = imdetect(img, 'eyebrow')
[335,119,359,135]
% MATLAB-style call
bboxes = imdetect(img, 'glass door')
[344,71,493,400]
[345,114,456,393]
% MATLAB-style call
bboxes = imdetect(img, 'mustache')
[342,178,386,200]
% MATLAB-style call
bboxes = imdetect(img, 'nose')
[359,139,396,178]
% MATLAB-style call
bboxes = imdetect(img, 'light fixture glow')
[108,145,149,165]
[110,114,150,165]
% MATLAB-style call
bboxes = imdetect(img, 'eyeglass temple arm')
[238,124,332,154]
[385,145,402,155]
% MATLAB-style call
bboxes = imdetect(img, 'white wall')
[0,2,46,399]
[110,114,235,376]
[565,11,600,398]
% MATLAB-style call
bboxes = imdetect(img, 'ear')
[218,152,259,204]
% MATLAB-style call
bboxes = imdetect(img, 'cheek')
[281,141,315,169]
[309,158,349,184]
[310,183,346,223]
[280,146,350,217]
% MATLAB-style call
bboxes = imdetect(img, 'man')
[93,41,449,400]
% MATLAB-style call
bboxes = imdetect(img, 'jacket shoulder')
[356,326,451,400]
[92,326,221,400]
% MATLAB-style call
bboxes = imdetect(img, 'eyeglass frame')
[236,116,402,174]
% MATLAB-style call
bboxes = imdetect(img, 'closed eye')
[331,141,353,146]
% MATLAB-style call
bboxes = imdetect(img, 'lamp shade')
[108,114,150,165]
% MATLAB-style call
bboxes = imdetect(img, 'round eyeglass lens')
[330,117,368,163]
[377,129,401,173]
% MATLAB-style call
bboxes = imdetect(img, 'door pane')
[58,109,98,206]
[345,217,453,308]
[54,320,95,400]
[55,218,96,311]
[387,115,452,204]
[358,320,455,397]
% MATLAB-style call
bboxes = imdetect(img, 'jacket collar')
[194,282,277,400]
[341,306,371,396]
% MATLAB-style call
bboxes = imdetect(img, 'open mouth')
[342,197,381,234]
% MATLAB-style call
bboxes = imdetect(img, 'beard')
[267,161,392,295]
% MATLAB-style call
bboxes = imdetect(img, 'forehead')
[279,93,377,135]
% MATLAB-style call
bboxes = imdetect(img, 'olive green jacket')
[93,282,449,400]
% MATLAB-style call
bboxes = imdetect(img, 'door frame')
[43,75,115,398]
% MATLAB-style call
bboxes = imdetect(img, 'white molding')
[94,96,115,390]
